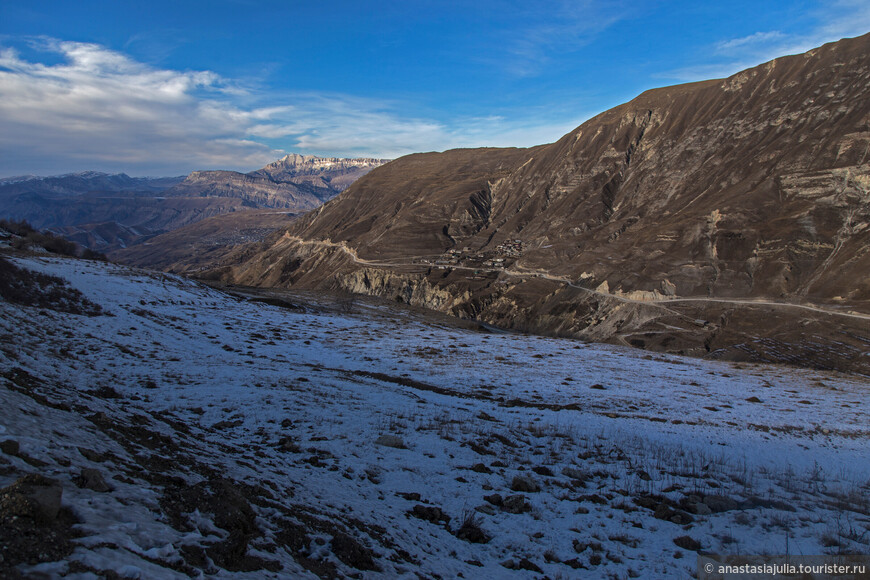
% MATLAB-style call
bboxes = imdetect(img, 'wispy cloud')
[816,0,870,39]
[484,0,627,77]
[657,1,870,82]
[0,38,569,176]
[715,31,786,53]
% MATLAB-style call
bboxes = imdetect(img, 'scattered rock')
[0,474,63,523]
[635,495,663,509]
[374,434,406,449]
[475,504,497,515]
[531,466,554,477]
[409,505,451,525]
[573,540,603,553]
[92,385,123,399]
[76,468,112,492]
[0,440,19,456]
[703,495,743,513]
[517,558,543,572]
[276,436,300,453]
[465,441,495,455]
[397,492,421,501]
[455,513,491,544]
[578,493,608,505]
[502,494,532,514]
[484,493,503,506]
[654,503,694,525]
[510,474,540,493]
[562,466,586,481]
[470,463,492,474]
[589,553,602,565]
[0,474,79,575]
[746,496,797,512]
[211,419,243,430]
[160,478,275,572]
[331,532,380,571]
[693,502,713,516]
[501,557,543,571]
[673,535,702,551]
[77,447,109,462]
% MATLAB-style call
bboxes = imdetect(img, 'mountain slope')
[213,33,870,372]
[110,209,300,272]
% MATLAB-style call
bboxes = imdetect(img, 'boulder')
[502,494,532,514]
[409,504,450,525]
[0,474,63,523]
[78,468,111,492]
[0,440,19,456]
[510,474,540,493]
[374,435,405,449]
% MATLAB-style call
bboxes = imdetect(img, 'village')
[420,239,525,270]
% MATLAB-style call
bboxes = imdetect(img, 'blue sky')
[1,0,868,176]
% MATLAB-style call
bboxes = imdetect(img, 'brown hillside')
[207,33,870,373]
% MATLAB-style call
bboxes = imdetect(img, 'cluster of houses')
[424,239,525,269]
[495,239,524,257]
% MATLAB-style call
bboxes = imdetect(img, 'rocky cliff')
[165,154,390,210]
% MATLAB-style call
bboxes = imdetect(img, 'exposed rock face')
[165,154,389,210]
[210,34,870,372]
[0,155,388,253]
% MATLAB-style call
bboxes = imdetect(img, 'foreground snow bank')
[1,255,868,578]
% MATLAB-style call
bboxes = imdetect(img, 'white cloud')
[0,39,283,175]
[816,0,870,39]
[658,1,870,83]
[715,31,786,53]
[0,38,574,176]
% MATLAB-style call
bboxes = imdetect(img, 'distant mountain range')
[163,154,390,209]
[192,32,870,374]
[0,155,389,252]
[0,172,184,196]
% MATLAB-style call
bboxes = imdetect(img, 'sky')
[1,1,868,177]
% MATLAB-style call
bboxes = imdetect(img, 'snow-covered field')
[1,255,868,579]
